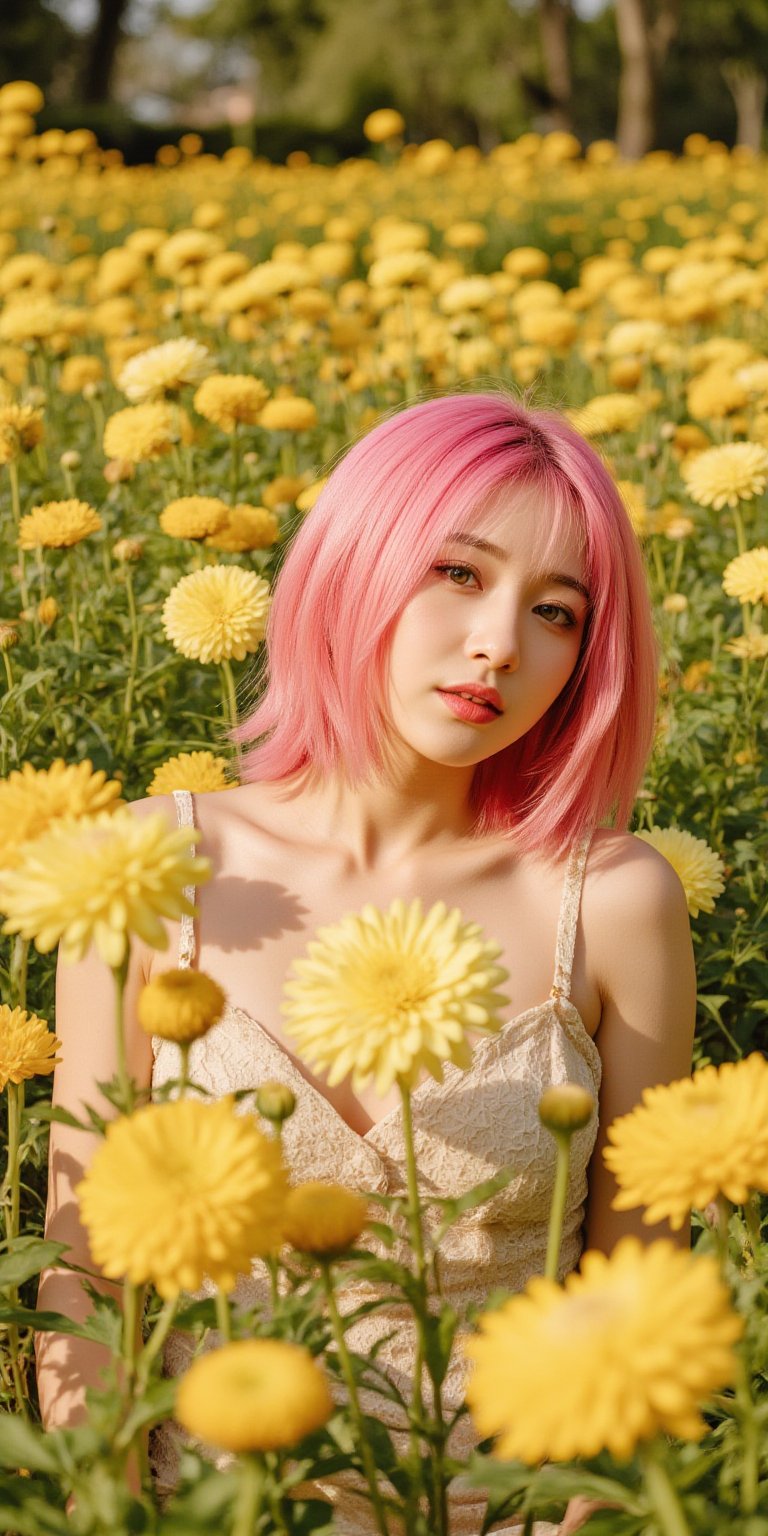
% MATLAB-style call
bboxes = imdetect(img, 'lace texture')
[148,790,602,1534]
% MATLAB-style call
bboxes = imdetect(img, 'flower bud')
[538,1083,595,1135]
[255,1081,296,1126]
[104,458,135,484]
[38,596,58,625]
[0,622,20,651]
[662,593,688,614]
[60,449,81,471]
[113,536,145,562]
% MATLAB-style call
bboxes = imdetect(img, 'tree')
[537,0,573,133]
[614,0,680,158]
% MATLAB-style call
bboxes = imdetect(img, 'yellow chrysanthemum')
[296,478,328,513]
[723,630,768,659]
[162,565,271,664]
[722,547,768,604]
[159,496,229,541]
[102,403,181,464]
[176,1339,333,1451]
[0,298,66,343]
[634,827,725,917]
[0,807,210,967]
[59,355,104,394]
[137,969,226,1044]
[567,394,646,437]
[258,396,317,432]
[0,1004,61,1091]
[682,443,768,509]
[616,480,648,536]
[604,1054,768,1229]
[193,373,269,431]
[205,504,279,554]
[75,1097,288,1297]
[0,81,44,115]
[282,1182,369,1256]
[0,758,124,872]
[18,499,101,551]
[0,403,44,464]
[117,337,212,402]
[147,751,238,795]
[464,1236,742,1463]
[363,108,405,143]
[367,251,434,289]
[281,898,510,1096]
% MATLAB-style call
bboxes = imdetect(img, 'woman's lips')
[436,689,501,724]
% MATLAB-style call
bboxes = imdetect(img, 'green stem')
[399,1082,447,1536]
[215,1287,233,1343]
[112,955,133,1113]
[2,1080,30,1420]
[231,424,240,503]
[714,1194,732,1272]
[733,1351,759,1514]
[743,1193,763,1257]
[320,1262,391,1536]
[68,554,81,655]
[178,1042,190,1097]
[122,568,139,725]
[8,461,20,525]
[122,1280,140,1394]
[9,935,28,1011]
[544,1133,571,1282]
[220,657,239,736]
[638,1440,691,1536]
[731,506,747,556]
[136,1295,179,1389]
[232,1453,264,1536]
[2,650,12,693]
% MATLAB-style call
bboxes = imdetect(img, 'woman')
[38,391,697,1533]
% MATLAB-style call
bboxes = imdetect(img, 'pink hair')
[227,390,658,860]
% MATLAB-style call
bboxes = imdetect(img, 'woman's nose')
[465,616,520,672]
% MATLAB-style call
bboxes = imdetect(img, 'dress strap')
[171,789,197,971]
[550,828,594,1003]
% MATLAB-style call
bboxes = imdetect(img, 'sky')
[53,0,612,35]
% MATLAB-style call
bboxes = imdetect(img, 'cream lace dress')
[148,789,603,1535]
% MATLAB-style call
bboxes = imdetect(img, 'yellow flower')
[682,442,768,509]
[0,757,123,872]
[283,1182,369,1256]
[634,827,725,917]
[205,504,279,553]
[296,478,328,512]
[147,750,238,795]
[0,404,44,463]
[367,251,434,289]
[193,372,269,431]
[261,474,312,510]
[567,394,646,436]
[604,1055,768,1228]
[616,480,648,536]
[723,630,768,659]
[103,403,181,464]
[0,623,19,652]
[37,596,58,626]
[75,1097,288,1297]
[117,337,212,402]
[363,108,405,143]
[0,298,65,343]
[502,247,550,279]
[176,1338,333,1451]
[0,81,44,115]
[281,898,509,1096]
[722,547,768,604]
[258,396,317,432]
[464,1236,742,1463]
[18,499,101,551]
[162,565,271,664]
[59,356,104,394]
[159,496,229,541]
[538,1084,596,1135]
[443,221,487,250]
[0,1005,60,1091]
[0,807,209,967]
[137,969,226,1044]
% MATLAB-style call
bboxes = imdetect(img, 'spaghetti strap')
[171,788,197,970]
[550,828,594,1003]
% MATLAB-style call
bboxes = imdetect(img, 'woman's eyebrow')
[443,532,591,602]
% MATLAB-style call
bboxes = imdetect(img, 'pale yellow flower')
[75,1097,288,1297]
[723,631,768,659]
[159,496,229,541]
[464,1237,743,1462]
[205,504,279,554]
[682,443,768,509]
[363,109,405,143]
[0,757,123,872]
[604,1054,768,1227]
[567,394,646,436]
[0,403,44,463]
[176,1339,333,1451]
[282,1182,369,1256]
[367,251,434,289]
[193,373,269,431]
[281,897,509,1096]
[634,827,725,917]
[103,403,185,465]
[18,499,101,550]
[722,547,768,603]
[137,969,226,1044]
[0,807,209,967]
[0,1004,61,1090]
[259,396,317,432]
[147,750,238,795]
[162,566,271,664]
[118,337,212,402]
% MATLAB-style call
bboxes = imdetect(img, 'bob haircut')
[228,390,658,860]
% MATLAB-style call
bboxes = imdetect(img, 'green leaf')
[0,1239,69,1289]
[366,1220,396,1248]
[421,1304,459,1390]
[114,1377,178,1443]
[0,1305,94,1338]
[0,1414,62,1474]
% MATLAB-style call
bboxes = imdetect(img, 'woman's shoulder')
[586,827,688,902]
[583,826,691,970]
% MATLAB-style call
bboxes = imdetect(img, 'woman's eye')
[535,603,576,628]
[434,562,479,588]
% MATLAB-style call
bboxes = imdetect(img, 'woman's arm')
[581,834,698,1256]
[35,797,171,1434]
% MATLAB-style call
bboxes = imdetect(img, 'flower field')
[0,81,767,1535]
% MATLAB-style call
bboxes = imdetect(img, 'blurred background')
[0,0,767,163]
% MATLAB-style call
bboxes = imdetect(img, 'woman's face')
[385,483,590,769]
